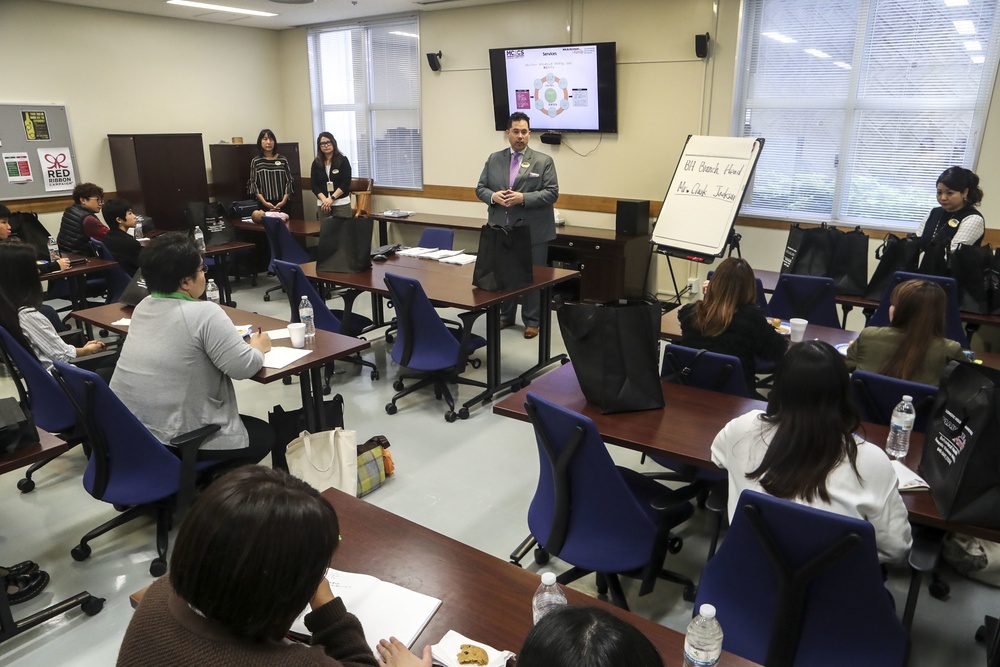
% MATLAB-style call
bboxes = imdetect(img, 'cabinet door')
[577,245,625,303]
[134,135,208,230]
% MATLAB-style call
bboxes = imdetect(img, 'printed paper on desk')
[431,630,515,667]
[439,253,477,265]
[423,249,464,260]
[397,246,438,257]
[892,460,929,491]
[234,324,253,337]
[264,328,290,340]
[111,318,131,326]
[262,346,311,369]
[290,568,441,655]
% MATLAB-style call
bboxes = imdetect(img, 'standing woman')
[249,129,294,213]
[917,166,985,274]
[311,132,353,219]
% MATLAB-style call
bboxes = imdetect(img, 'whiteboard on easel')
[651,135,764,260]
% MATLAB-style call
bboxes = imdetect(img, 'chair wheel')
[113,504,130,512]
[668,536,683,554]
[393,380,404,391]
[17,477,35,493]
[560,357,570,365]
[263,294,271,302]
[534,547,550,565]
[385,403,397,415]
[82,596,105,616]
[149,558,167,577]
[929,579,950,600]
[682,585,698,603]
[459,407,470,420]
[445,411,457,422]
[370,370,379,381]
[520,378,531,388]
[470,359,481,369]
[282,376,292,385]
[976,625,987,643]
[71,544,92,561]
[385,332,394,344]
[323,385,332,395]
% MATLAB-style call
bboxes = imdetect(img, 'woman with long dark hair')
[678,257,787,391]
[846,279,963,384]
[711,340,912,562]
[311,132,353,219]
[249,128,294,212]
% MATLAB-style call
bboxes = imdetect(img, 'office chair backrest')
[661,344,751,398]
[271,259,343,334]
[89,239,133,302]
[51,361,187,506]
[0,325,77,433]
[850,369,938,433]
[350,177,374,217]
[867,271,968,347]
[418,228,454,251]
[524,392,657,572]
[383,272,461,370]
[695,489,907,667]
[707,271,769,315]
[768,274,841,328]
[261,215,311,268]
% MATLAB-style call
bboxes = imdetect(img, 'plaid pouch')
[357,435,390,498]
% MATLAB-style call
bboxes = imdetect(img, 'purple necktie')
[509,151,521,188]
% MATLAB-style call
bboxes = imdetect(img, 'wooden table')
[301,256,579,415]
[0,429,67,477]
[70,303,369,431]
[129,488,760,667]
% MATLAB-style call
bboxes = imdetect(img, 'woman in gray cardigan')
[110,233,277,466]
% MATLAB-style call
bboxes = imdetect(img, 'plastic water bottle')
[531,571,567,625]
[193,226,206,252]
[134,216,145,240]
[47,236,60,262]
[205,279,220,304]
[299,296,316,343]
[683,603,724,667]
[886,395,915,460]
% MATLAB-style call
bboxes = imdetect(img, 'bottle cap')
[699,603,716,619]
[541,572,557,586]
[902,395,912,402]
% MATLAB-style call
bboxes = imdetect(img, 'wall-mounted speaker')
[426,51,442,72]
[540,132,562,145]
[616,199,650,236]
[695,33,710,59]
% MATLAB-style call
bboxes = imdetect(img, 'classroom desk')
[70,303,368,431]
[0,428,68,477]
[493,362,1000,544]
[301,256,579,415]
[128,488,760,667]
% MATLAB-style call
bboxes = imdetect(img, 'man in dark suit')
[475,112,559,339]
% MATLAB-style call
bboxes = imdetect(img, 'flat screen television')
[489,42,618,133]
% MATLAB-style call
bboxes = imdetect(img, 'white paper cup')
[789,318,808,343]
[288,323,306,348]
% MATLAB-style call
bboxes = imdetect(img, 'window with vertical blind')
[735,0,1000,230]
[308,18,422,189]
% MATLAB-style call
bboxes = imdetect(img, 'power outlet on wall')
[687,277,699,300]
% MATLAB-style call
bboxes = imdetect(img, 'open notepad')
[892,460,929,491]
[289,568,442,654]
[262,346,311,369]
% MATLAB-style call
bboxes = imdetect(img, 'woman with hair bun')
[917,166,985,274]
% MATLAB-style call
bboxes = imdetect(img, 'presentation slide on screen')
[505,45,600,130]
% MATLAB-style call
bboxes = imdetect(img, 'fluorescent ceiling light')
[972,55,986,64]
[762,31,797,44]
[833,61,852,70]
[964,40,982,51]
[166,0,277,17]
[945,0,969,6]
[804,48,831,58]
[953,20,977,35]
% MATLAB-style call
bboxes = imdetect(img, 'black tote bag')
[317,216,374,273]
[780,223,805,273]
[864,234,921,300]
[951,244,994,314]
[472,224,534,292]
[782,223,836,276]
[184,202,236,248]
[828,225,869,295]
[920,362,1000,527]
[557,300,664,414]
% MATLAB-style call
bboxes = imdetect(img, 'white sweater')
[110,297,263,451]
[711,410,913,563]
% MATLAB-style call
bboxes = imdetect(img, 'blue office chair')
[89,239,133,304]
[0,324,89,493]
[516,392,696,610]
[272,259,378,384]
[768,274,841,328]
[261,215,312,302]
[867,271,969,347]
[50,360,224,576]
[383,228,456,345]
[695,490,908,667]
[850,370,938,433]
[382,272,486,422]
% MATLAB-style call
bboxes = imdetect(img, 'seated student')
[99,198,143,276]
[117,466,381,667]
[0,204,69,274]
[846,279,963,385]
[109,233,277,466]
[57,182,106,255]
[711,340,912,563]
[0,241,110,376]
[677,257,787,393]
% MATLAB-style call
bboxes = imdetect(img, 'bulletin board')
[0,103,79,201]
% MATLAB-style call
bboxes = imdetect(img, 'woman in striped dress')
[248,128,294,212]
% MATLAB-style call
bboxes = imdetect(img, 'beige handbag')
[285,428,358,496]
